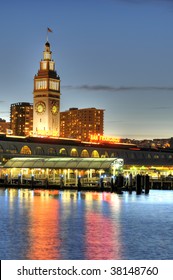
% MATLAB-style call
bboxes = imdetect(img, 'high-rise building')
[0,118,10,134]
[10,102,33,136]
[60,107,104,141]
[33,41,60,136]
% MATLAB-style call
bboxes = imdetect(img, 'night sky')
[0,0,173,139]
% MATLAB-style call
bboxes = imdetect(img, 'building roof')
[4,157,123,170]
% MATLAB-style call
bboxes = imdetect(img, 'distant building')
[10,102,33,136]
[0,118,10,134]
[122,137,171,149]
[60,107,104,141]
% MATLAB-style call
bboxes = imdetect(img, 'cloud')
[62,84,173,93]
[117,0,173,3]
[105,120,125,123]
[112,0,173,8]
[151,106,173,110]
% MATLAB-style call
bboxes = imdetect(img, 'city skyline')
[0,0,173,139]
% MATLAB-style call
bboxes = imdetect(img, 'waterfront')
[0,188,173,260]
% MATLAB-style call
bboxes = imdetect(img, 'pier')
[1,156,173,193]
[1,173,173,193]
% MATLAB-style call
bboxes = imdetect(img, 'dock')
[1,175,173,193]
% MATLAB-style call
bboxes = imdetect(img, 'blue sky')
[0,0,173,139]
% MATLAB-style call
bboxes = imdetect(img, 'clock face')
[35,102,46,114]
[51,105,58,115]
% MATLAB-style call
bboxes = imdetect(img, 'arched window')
[0,145,4,153]
[35,146,44,155]
[91,150,100,158]
[130,153,135,159]
[111,152,119,157]
[59,148,68,156]
[101,151,109,158]
[48,148,56,155]
[6,144,18,154]
[20,145,31,155]
[154,154,159,159]
[105,151,109,158]
[70,148,78,157]
[136,152,144,159]
[81,149,89,157]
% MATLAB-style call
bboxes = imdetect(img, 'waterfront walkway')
[1,176,173,193]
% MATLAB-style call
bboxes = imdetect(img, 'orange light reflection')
[26,190,60,259]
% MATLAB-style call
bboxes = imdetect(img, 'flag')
[47,27,53,32]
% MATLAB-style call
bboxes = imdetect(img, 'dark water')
[0,188,173,260]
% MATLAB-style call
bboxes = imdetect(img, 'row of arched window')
[0,145,101,158]
[0,144,173,160]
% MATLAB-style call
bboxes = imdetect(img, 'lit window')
[48,148,56,155]
[91,150,100,158]
[20,145,31,155]
[154,154,159,159]
[81,149,89,157]
[59,148,68,156]
[70,148,78,157]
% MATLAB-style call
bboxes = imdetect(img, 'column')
[75,170,78,187]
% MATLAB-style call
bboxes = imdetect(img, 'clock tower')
[33,41,60,136]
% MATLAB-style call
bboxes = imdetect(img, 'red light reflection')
[85,211,121,259]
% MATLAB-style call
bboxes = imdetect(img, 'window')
[48,148,56,155]
[59,148,68,156]
[20,145,31,155]
[81,149,89,157]
[154,154,159,159]
[130,153,135,159]
[6,144,18,154]
[0,145,4,153]
[36,80,47,90]
[91,150,100,158]
[35,146,44,155]
[70,148,78,157]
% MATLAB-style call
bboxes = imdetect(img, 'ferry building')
[1,39,173,187]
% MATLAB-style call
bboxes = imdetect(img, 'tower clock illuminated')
[35,101,46,113]
[33,41,61,136]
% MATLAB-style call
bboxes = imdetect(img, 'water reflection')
[1,189,173,259]
[84,193,122,259]
[26,190,61,259]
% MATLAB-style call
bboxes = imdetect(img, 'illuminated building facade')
[10,102,33,136]
[33,41,60,136]
[1,135,173,183]
[60,107,104,141]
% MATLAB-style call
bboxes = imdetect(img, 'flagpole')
[46,28,48,42]
[46,27,52,42]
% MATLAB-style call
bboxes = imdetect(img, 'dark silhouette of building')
[0,118,10,134]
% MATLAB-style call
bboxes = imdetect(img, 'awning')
[4,157,124,170]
